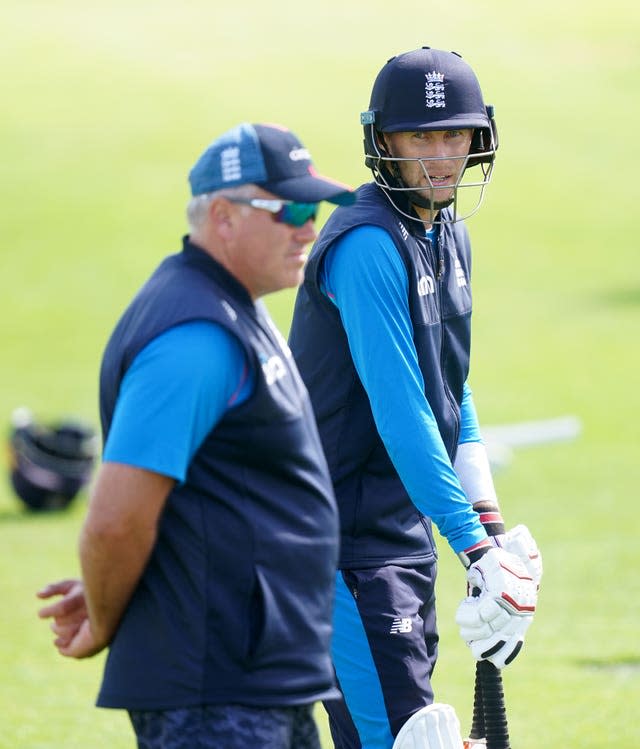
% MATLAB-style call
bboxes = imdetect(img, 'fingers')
[36,579,81,600]
[456,597,512,641]
[471,636,522,669]
[36,578,100,659]
[503,524,543,588]
[53,628,79,650]
[468,625,528,669]
[57,619,104,659]
[458,546,538,669]
[466,548,537,616]
[45,609,90,652]
[38,596,86,621]
[50,617,85,642]
[457,593,533,669]
[37,581,86,620]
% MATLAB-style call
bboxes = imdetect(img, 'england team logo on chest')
[454,255,467,288]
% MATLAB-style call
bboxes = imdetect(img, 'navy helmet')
[8,408,98,511]
[361,46,498,222]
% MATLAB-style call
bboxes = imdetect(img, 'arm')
[454,380,542,668]
[73,463,174,656]
[78,463,174,657]
[456,384,543,584]
[37,320,251,656]
[37,579,89,650]
[455,382,504,532]
[103,320,252,480]
[38,465,173,658]
[322,225,487,554]
[324,227,539,665]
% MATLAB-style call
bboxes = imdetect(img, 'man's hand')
[456,547,537,669]
[499,524,543,589]
[37,578,105,658]
[472,501,543,590]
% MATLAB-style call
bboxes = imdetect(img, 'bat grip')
[479,660,511,749]
[469,661,485,740]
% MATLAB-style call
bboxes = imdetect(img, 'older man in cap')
[37,123,355,749]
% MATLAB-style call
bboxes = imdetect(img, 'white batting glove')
[456,546,537,669]
[500,524,543,589]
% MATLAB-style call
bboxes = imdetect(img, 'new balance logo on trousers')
[390,617,413,634]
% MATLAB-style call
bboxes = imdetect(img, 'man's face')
[226,189,317,299]
[382,129,473,208]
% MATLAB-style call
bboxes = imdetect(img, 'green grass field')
[1,1,639,746]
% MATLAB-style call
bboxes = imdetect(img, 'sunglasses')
[226,197,318,227]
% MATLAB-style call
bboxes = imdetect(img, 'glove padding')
[456,546,537,669]
[499,524,543,589]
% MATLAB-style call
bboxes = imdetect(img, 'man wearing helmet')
[288,47,541,749]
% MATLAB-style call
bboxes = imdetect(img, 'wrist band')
[458,539,492,568]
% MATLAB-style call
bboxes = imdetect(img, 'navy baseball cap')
[189,123,355,205]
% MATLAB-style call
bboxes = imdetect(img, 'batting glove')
[499,524,543,589]
[456,546,537,669]
[473,502,543,590]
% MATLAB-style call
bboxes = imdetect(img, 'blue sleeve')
[322,225,485,553]
[103,320,252,481]
[459,382,483,444]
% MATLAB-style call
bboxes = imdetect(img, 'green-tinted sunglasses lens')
[276,202,318,227]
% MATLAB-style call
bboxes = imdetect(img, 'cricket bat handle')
[465,660,511,749]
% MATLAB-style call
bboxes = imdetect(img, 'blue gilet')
[288,183,473,568]
[97,238,340,709]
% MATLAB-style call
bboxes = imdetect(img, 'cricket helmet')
[361,46,498,223]
[7,408,98,511]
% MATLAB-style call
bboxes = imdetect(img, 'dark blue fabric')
[103,320,252,481]
[326,565,438,749]
[129,703,321,749]
[289,183,473,568]
[318,224,485,554]
[97,238,339,710]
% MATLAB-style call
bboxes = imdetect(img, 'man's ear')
[209,197,235,238]
[375,130,391,157]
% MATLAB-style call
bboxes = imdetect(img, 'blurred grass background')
[1,0,639,746]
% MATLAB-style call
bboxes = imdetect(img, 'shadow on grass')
[600,286,640,307]
[577,655,640,674]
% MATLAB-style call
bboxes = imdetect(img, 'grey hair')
[186,184,258,231]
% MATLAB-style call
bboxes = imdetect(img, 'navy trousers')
[326,564,439,749]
